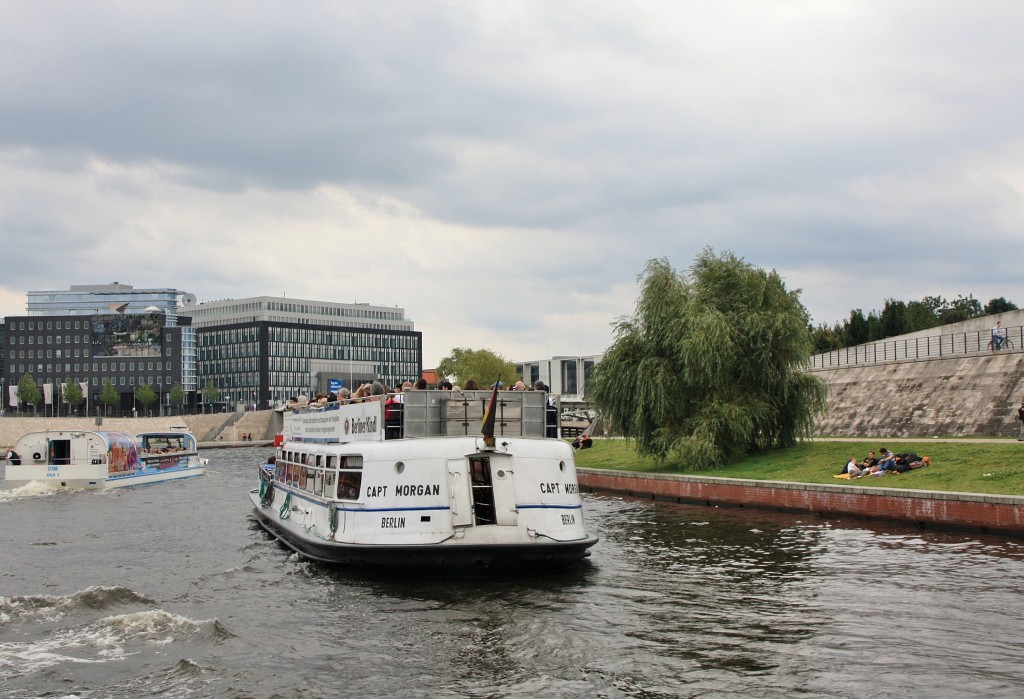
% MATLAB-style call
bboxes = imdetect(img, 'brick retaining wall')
[578,468,1024,537]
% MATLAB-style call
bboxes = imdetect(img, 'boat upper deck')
[281,389,557,444]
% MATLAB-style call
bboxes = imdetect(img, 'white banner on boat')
[283,401,384,444]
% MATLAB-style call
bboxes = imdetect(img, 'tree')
[203,380,220,412]
[436,348,521,388]
[17,373,41,415]
[936,294,983,325]
[62,377,84,416]
[99,378,119,416]
[984,297,1019,315]
[905,300,939,332]
[136,384,158,416]
[878,298,911,338]
[169,382,186,414]
[809,321,844,353]
[845,309,869,346]
[590,251,827,469]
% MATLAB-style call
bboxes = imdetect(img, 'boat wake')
[0,480,58,502]
[0,587,229,683]
[0,586,154,624]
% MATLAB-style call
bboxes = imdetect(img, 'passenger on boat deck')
[414,378,428,390]
[352,384,372,401]
[337,387,351,402]
[463,379,480,390]
[437,379,453,390]
[326,392,337,404]
[262,456,276,475]
[371,381,387,399]
[512,380,526,391]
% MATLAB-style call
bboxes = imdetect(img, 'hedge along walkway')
[577,468,1024,538]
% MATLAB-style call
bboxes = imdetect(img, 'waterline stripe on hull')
[264,485,585,515]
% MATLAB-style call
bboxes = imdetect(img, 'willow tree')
[591,250,826,469]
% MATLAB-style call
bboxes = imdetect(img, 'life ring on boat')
[328,506,338,537]
[259,478,274,507]
[279,491,292,519]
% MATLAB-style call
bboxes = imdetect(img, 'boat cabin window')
[337,455,363,500]
[141,434,186,453]
[305,464,315,493]
[323,457,337,497]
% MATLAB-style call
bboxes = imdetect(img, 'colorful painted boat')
[4,429,207,490]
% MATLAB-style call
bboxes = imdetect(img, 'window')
[337,455,363,499]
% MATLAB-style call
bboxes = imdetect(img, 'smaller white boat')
[4,429,207,490]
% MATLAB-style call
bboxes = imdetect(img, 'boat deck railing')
[282,390,560,441]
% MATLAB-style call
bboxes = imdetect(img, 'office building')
[179,295,422,409]
[516,354,602,401]
[4,284,198,415]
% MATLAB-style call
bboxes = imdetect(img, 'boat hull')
[249,489,597,573]
[5,463,206,490]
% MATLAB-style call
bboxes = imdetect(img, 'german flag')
[481,377,500,447]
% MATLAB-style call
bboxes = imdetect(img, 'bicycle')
[987,336,1015,351]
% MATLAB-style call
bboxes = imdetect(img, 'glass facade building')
[180,296,421,409]
[27,283,186,319]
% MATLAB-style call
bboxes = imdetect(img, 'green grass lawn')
[571,438,1024,496]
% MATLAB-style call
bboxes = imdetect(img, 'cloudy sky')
[2,2,1022,367]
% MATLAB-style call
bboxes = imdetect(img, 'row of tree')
[12,373,190,416]
[810,295,1018,353]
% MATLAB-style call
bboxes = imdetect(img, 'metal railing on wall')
[808,324,1022,369]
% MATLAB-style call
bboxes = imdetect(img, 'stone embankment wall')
[208,410,275,442]
[813,353,1024,437]
[811,319,1024,438]
[0,412,244,450]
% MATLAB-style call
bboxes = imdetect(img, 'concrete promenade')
[578,467,1024,538]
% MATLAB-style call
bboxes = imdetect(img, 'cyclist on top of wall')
[992,320,1007,350]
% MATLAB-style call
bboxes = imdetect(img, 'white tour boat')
[250,387,598,572]
[4,428,207,490]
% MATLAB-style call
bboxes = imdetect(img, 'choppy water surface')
[2,448,1023,698]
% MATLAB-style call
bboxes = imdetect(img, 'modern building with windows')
[179,296,422,410]
[516,354,602,402]
[4,283,198,415]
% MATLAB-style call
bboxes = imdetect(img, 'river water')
[2,448,1023,698]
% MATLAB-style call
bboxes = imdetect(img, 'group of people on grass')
[837,448,931,479]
